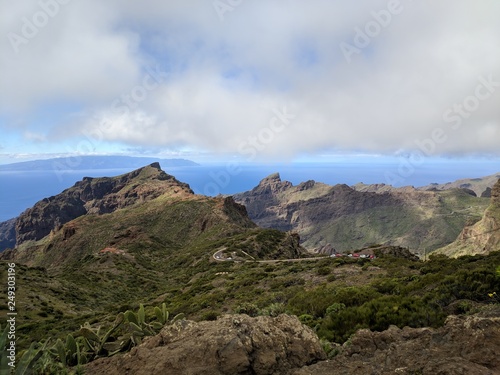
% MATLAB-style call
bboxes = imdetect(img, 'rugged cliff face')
[0,165,309,269]
[235,173,295,231]
[0,218,16,250]
[234,174,490,253]
[0,163,194,250]
[436,179,500,257]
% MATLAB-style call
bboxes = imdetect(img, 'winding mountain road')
[213,247,330,263]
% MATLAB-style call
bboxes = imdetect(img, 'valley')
[233,173,495,254]
[0,164,499,374]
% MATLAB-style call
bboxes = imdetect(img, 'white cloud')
[24,130,47,142]
[1,0,499,158]
[0,0,141,112]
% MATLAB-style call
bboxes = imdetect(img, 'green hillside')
[1,167,499,373]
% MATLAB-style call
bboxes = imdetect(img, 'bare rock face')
[8,163,194,248]
[234,173,294,232]
[293,312,500,375]
[314,243,336,255]
[482,187,492,198]
[84,314,326,375]
[0,218,16,250]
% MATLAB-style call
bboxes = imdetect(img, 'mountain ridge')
[1,165,500,373]
[418,172,500,197]
[233,173,493,253]
[0,163,306,269]
[0,163,194,251]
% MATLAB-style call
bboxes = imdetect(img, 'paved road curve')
[213,247,330,263]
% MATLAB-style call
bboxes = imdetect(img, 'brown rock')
[84,314,326,375]
[293,313,500,375]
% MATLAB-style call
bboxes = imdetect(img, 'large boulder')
[84,314,326,375]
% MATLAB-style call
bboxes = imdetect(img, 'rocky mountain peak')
[149,161,161,170]
[3,164,194,249]
[258,172,282,185]
[251,173,292,195]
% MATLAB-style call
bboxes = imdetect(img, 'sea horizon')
[1,158,499,222]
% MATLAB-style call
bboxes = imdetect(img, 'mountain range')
[1,163,303,266]
[1,163,499,373]
[233,173,498,255]
[2,168,499,256]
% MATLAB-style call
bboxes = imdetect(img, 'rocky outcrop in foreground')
[85,311,500,375]
[294,311,500,375]
[84,314,326,375]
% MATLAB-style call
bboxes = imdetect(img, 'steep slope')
[436,179,500,257]
[0,218,15,250]
[1,166,305,270]
[233,173,490,253]
[0,163,194,250]
[0,165,307,349]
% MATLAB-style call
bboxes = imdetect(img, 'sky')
[1,0,499,165]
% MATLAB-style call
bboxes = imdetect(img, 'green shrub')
[317,267,330,276]
[235,303,260,317]
[200,311,219,321]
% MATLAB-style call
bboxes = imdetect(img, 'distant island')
[0,155,199,171]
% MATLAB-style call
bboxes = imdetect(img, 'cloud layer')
[1,0,499,159]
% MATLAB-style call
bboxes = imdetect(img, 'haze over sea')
[1,157,499,222]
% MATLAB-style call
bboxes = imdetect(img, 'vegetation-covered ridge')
[0,165,499,373]
[0,164,310,362]
[0,163,196,251]
[1,249,500,372]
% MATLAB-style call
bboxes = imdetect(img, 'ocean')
[1,158,499,222]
